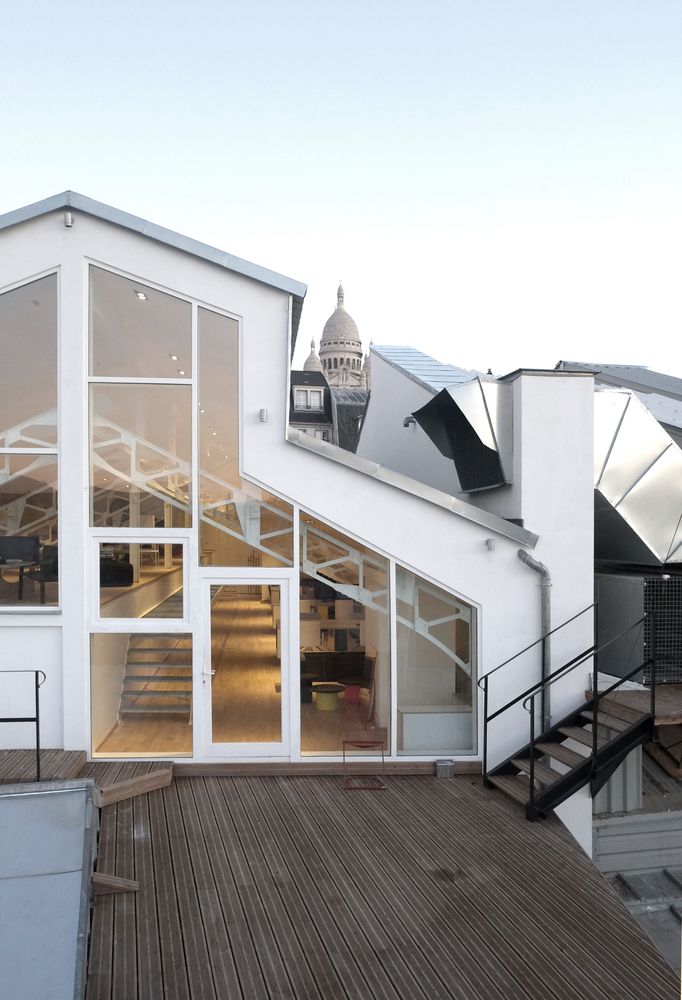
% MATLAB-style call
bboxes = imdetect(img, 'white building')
[0,192,609,852]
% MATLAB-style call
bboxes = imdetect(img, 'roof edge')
[0,189,307,300]
[286,428,538,547]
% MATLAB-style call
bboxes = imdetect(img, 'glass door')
[203,579,290,756]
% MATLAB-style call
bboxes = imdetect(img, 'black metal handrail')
[482,609,647,780]
[524,655,653,815]
[477,602,595,690]
[479,602,595,779]
[0,670,46,780]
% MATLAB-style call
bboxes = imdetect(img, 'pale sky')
[3,1,682,377]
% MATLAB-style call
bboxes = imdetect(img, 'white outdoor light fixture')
[485,538,495,551]
[259,408,268,423]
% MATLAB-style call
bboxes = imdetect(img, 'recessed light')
[134,290,148,301]
[169,354,179,361]
[178,369,186,376]
[200,408,205,414]
[212,431,217,436]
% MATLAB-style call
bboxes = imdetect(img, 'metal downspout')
[517,550,552,732]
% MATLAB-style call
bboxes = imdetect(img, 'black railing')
[478,602,595,780]
[0,670,46,780]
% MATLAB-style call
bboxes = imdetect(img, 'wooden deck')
[86,774,677,1000]
[0,747,86,782]
[598,683,682,726]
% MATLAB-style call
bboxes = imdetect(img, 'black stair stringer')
[486,696,597,781]
[589,715,654,796]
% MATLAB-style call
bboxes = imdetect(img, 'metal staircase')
[481,610,657,820]
[119,632,192,719]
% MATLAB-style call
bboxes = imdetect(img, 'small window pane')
[0,453,58,606]
[90,266,192,378]
[90,383,191,528]
[0,274,57,448]
[99,542,183,619]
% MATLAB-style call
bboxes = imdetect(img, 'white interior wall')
[90,632,129,749]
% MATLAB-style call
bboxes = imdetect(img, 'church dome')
[303,339,323,373]
[320,283,361,345]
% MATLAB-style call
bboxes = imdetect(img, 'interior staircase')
[481,609,657,820]
[119,632,192,720]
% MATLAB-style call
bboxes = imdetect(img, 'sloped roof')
[558,361,682,431]
[0,191,307,338]
[372,345,480,393]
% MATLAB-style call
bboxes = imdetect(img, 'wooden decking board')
[86,775,678,1000]
[252,776,394,1000]
[111,797,137,1000]
[161,781,218,1000]
[391,779,634,1000]
[87,799,117,1000]
[245,777,369,1000]
[234,777,351,1000]
[298,776,515,1000]
[132,791,163,999]
[275,777,437,1000]
[172,779,247,999]
[186,777,271,999]
[146,785,190,1000]
[409,778,675,998]
[224,779,327,1000]
[311,775,563,1000]
[391,778,654,1000]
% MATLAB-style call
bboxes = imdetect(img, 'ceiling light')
[169,354,179,361]
[178,369,186,376]
[134,290,148,301]
[212,431,217,436]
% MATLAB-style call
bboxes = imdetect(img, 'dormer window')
[294,388,324,410]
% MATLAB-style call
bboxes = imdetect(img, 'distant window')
[309,390,323,409]
[294,389,307,408]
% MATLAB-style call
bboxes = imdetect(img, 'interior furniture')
[312,682,345,711]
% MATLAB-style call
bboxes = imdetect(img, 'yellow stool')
[313,682,345,710]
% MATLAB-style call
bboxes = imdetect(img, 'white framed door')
[202,575,291,757]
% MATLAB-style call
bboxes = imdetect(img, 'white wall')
[0,627,62,748]
[357,352,462,494]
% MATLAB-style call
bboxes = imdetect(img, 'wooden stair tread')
[595,695,647,724]
[645,741,682,778]
[488,773,530,805]
[558,726,606,749]
[512,758,564,786]
[535,741,587,769]
[580,710,634,734]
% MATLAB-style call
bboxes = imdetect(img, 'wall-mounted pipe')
[517,550,552,731]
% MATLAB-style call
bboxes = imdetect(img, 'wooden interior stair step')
[512,757,564,786]
[488,773,531,805]
[534,741,588,769]
[579,710,633,734]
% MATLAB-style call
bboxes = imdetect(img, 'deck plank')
[85,774,678,1000]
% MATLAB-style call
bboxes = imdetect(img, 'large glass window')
[89,267,192,379]
[198,307,293,567]
[0,274,57,446]
[91,632,192,756]
[0,275,58,607]
[396,567,476,754]
[90,383,191,528]
[299,515,390,754]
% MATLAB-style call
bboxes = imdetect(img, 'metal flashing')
[287,427,537,546]
[372,345,480,394]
